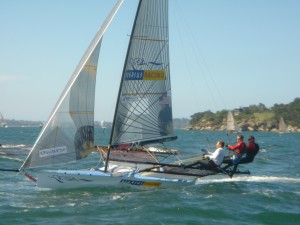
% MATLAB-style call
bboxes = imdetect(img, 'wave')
[0,144,27,149]
[195,175,300,185]
[0,155,24,162]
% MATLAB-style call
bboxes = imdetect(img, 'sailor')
[223,136,258,178]
[239,136,259,164]
[222,135,247,178]
[185,141,226,170]
[223,134,247,164]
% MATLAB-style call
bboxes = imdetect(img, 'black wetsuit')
[239,143,259,164]
[222,143,260,177]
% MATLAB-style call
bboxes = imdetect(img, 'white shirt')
[206,147,226,166]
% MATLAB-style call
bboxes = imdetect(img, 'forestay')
[111,0,177,148]
[20,0,123,169]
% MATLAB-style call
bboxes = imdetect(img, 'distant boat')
[279,117,288,133]
[226,111,240,134]
[0,113,8,128]
[100,120,107,129]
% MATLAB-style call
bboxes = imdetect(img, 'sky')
[0,0,299,122]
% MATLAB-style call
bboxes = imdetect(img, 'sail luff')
[20,0,123,170]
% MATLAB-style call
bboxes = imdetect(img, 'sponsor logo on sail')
[39,146,67,158]
[125,70,144,80]
[125,70,166,80]
[144,70,166,80]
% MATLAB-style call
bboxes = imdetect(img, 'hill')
[188,98,300,132]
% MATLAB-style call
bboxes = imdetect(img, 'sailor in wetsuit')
[239,135,260,164]
[223,135,259,177]
[222,135,247,177]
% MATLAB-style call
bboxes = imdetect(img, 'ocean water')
[0,127,299,225]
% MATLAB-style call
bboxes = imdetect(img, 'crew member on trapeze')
[222,135,259,177]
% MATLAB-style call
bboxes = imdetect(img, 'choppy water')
[0,127,299,225]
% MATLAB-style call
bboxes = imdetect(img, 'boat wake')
[195,175,300,185]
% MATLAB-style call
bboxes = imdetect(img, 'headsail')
[20,0,123,169]
[110,0,177,148]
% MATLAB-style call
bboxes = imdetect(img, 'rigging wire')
[171,1,233,148]
[172,0,228,111]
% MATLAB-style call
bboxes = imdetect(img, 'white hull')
[36,169,196,189]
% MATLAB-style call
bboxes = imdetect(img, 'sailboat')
[278,117,288,133]
[100,121,107,129]
[0,113,8,128]
[226,111,240,134]
[18,0,239,189]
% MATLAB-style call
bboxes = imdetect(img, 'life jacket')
[232,142,247,164]
[249,143,259,158]
[239,143,260,164]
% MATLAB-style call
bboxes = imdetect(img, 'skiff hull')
[36,169,196,189]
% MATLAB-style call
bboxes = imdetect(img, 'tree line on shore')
[188,98,300,132]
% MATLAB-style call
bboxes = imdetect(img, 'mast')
[105,0,143,172]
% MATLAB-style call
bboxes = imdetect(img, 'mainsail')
[279,117,287,133]
[110,0,177,148]
[227,111,240,133]
[20,0,123,169]
[0,113,8,128]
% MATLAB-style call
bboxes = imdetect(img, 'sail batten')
[132,36,168,42]
[111,135,178,148]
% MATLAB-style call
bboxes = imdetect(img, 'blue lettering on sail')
[125,70,144,80]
